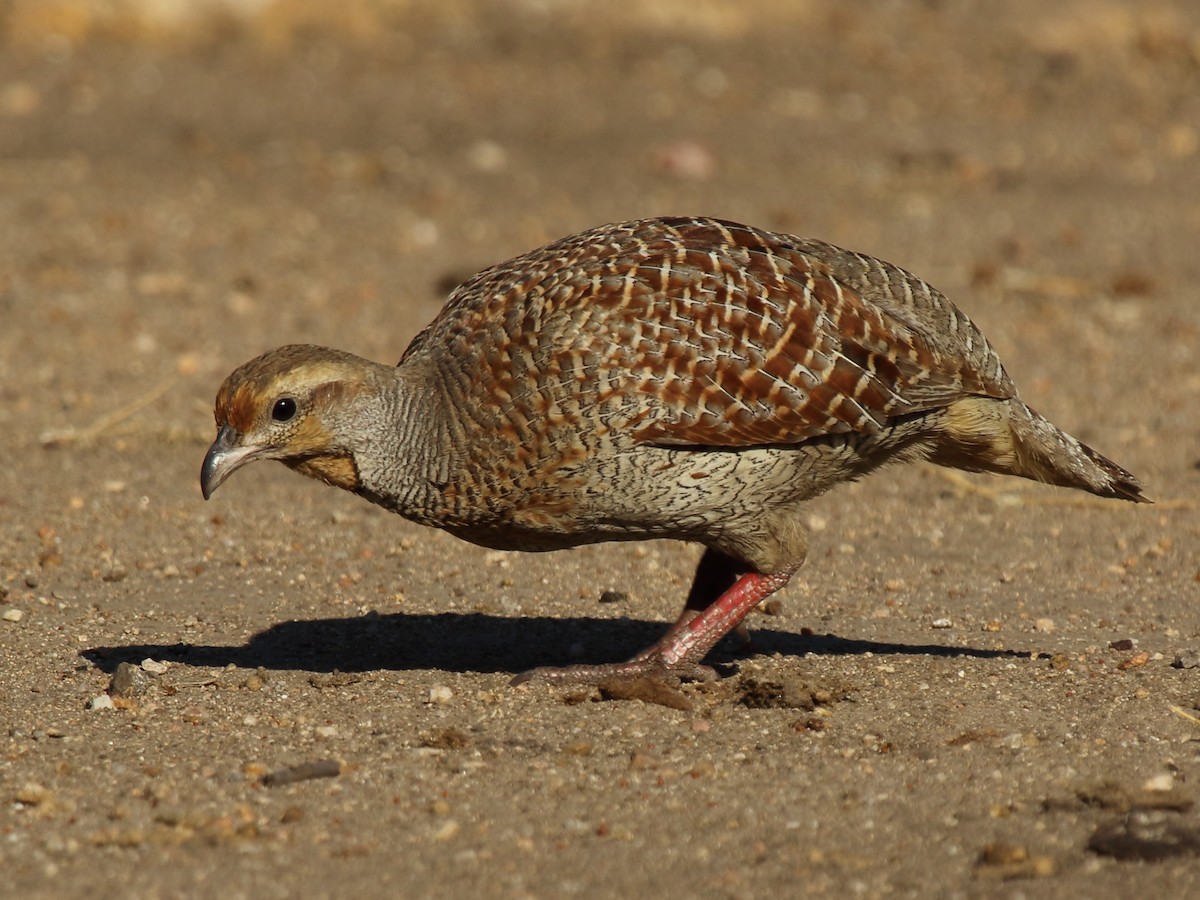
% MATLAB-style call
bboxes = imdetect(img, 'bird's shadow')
[82,611,1035,676]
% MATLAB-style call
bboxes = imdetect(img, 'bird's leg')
[511,550,798,686]
[629,548,742,660]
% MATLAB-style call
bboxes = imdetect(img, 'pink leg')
[511,559,798,686]
[631,548,742,657]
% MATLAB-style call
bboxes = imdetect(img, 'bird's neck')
[349,361,457,526]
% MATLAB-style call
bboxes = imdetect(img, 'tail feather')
[932,397,1149,503]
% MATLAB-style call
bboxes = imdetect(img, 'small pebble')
[975,841,1056,879]
[1117,651,1149,671]
[428,685,454,704]
[109,662,150,699]
[261,759,341,787]
[1143,773,1175,793]
[598,590,627,604]
[15,783,53,807]
[141,658,169,675]
[101,564,128,583]
[2,608,23,622]
[88,694,115,711]
[1034,618,1056,633]
[629,750,658,771]
[1171,650,1200,669]
[931,618,952,629]
[1109,638,1136,651]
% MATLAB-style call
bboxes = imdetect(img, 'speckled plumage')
[202,216,1146,684]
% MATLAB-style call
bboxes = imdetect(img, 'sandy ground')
[2,2,1200,897]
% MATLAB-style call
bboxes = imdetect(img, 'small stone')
[2,608,23,622]
[15,783,52,806]
[314,725,338,739]
[1171,650,1200,669]
[982,619,1002,632]
[600,678,693,711]
[101,564,128,583]
[141,658,169,675]
[466,139,507,173]
[629,750,657,771]
[974,841,1057,879]
[1089,810,1200,861]
[261,760,341,786]
[420,727,469,750]
[1143,773,1175,793]
[109,662,150,699]
[280,806,304,824]
[88,694,115,711]
[428,685,454,704]
[931,617,952,629]
[1117,651,1150,671]
[1034,618,1055,633]
[431,819,460,841]
[653,139,717,180]
[1109,638,1136,651]
[1001,732,1038,751]
[1049,653,1071,671]
[979,842,1027,865]
[598,590,627,604]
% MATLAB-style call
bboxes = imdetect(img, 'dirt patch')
[3,2,1200,897]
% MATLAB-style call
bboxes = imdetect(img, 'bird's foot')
[512,565,799,689]
[510,655,715,687]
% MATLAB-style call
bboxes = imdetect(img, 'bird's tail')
[931,397,1149,503]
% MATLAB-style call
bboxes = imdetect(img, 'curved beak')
[201,424,261,500]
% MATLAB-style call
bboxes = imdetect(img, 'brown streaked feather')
[409,217,1015,452]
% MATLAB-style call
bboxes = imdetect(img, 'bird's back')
[403,216,1015,452]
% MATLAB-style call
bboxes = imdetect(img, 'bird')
[201,216,1147,685]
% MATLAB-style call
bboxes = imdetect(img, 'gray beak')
[201,424,260,500]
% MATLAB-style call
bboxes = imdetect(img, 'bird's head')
[201,344,384,500]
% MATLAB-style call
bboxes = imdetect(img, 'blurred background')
[3,5,1199,896]
[2,0,1197,447]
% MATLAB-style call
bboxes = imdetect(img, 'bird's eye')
[271,397,297,422]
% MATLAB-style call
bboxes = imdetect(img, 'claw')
[511,656,716,687]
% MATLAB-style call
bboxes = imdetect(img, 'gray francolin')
[201,217,1146,684]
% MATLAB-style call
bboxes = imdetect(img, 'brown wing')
[409,217,1015,449]
[599,219,1014,447]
